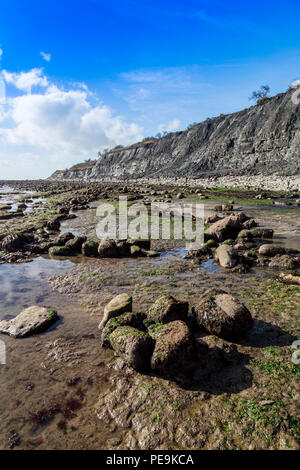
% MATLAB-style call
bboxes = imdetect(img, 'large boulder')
[269,255,299,270]
[116,240,131,257]
[1,233,26,252]
[130,245,143,257]
[101,311,147,348]
[147,295,189,324]
[149,321,199,376]
[194,289,253,340]
[81,240,99,257]
[98,238,119,258]
[109,326,154,372]
[0,306,58,338]
[250,228,274,239]
[205,214,222,225]
[1,232,34,252]
[128,239,151,250]
[237,229,253,241]
[53,232,74,246]
[242,218,257,229]
[49,245,71,256]
[258,244,285,257]
[44,216,61,231]
[204,215,245,242]
[215,244,238,268]
[213,204,233,212]
[99,293,133,329]
[65,235,87,253]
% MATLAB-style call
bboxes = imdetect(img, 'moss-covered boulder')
[99,293,133,329]
[237,229,253,241]
[44,216,61,231]
[116,240,131,257]
[0,306,58,338]
[242,218,257,229]
[269,254,299,270]
[65,235,87,253]
[250,228,274,239]
[101,311,147,348]
[98,238,119,258]
[147,295,189,324]
[128,239,151,250]
[194,289,253,340]
[53,232,74,246]
[109,326,154,372]
[1,233,29,252]
[130,245,143,256]
[149,320,198,376]
[49,245,71,256]
[82,240,99,257]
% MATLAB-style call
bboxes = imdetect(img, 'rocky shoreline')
[48,175,300,192]
[0,179,299,450]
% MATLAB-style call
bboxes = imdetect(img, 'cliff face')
[51,89,300,180]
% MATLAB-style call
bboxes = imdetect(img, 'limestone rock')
[204,215,244,242]
[49,245,71,256]
[109,326,154,372]
[128,239,151,250]
[65,235,87,253]
[147,295,189,324]
[258,244,285,257]
[194,289,253,340]
[54,232,74,246]
[1,233,27,252]
[81,240,99,257]
[149,321,198,376]
[0,306,58,338]
[99,293,133,329]
[98,238,119,258]
[269,254,299,270]
[101,311,147,348]
[44,216,61,231]
[215,244,238,268]
[250,228,274,239]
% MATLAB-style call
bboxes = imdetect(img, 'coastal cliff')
[50,88,300,180]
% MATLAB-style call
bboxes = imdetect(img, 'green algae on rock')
[0,306,59,338]
[147,295,189,324]
[99,293,133,330]
[109,326,154,372]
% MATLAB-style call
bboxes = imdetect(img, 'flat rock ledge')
[0,306,58,338]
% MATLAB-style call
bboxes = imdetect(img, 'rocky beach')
[0,178,299,450]
[1,0,300,455]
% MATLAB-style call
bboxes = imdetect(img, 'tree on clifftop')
[249,85,271,104]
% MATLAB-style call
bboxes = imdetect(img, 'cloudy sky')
[0,0,300,179]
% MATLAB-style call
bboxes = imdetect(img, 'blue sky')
[0,0,300,178]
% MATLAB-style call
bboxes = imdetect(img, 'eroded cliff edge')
[50,88,300,180]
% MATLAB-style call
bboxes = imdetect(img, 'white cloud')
[2,68,49,93]
[40,52,51,62]
[0,48,3,59]
[0,68,143,178]
[158,119,181,133]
